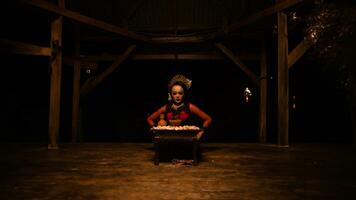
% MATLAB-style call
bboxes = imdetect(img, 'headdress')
[169,74,192,90]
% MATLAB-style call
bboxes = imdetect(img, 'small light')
[86,68,91,74]
[272,24,278,35]
[290,12,299,21]
[292,12,297,20]
[308,30,319,43]
[244,87,252,103]
[310,31,317,38]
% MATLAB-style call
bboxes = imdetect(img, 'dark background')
[1,0,353,144]
[2,51,352,144]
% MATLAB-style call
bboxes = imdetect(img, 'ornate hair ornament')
[169,74,192,90]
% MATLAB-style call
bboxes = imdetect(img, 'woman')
[147,75,212,140]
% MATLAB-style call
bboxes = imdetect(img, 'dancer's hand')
[197,130,204,140]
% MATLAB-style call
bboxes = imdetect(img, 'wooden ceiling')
[68,0,272,35]
[1,0,310,57]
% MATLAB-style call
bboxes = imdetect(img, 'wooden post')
[192,140,199,166]
[288,38,313,68]
[48,0,64,149]
[277,12,289,147]
[259,41,267,143]
[71,24,81,143]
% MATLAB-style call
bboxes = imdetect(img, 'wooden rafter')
[80,45,136,96]
[64,52,259,62]
[151,36,206,43]
[82,36,206,43]
[23,0,150,42]
[133,53,259,61]
[229,0,304,32]
[0,39,51,56]
[129,25,219,32]
[80,35,209,43]
[288,38,313,68]
[133,53,223,60]
[208,0,304,39]
[215,43,259,86]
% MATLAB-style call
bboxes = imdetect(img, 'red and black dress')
[165,102,192,126]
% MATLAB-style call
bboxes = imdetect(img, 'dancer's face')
[171,85,184,104]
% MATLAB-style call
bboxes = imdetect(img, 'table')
[151,129,200,165]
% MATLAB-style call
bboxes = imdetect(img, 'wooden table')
[152,130,200,165]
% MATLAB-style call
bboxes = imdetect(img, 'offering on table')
[151,125,201,131]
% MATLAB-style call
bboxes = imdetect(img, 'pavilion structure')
[1,0,315,148]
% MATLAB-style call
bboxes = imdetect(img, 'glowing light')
[310,31,317,38]
[244,87,252,103]
[291,12,299,21]
[307,28,319,43]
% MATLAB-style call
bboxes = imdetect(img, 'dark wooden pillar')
[48,0,64,149]
[259,41,267,143]
[277,12,289,146]
[71,24,81,143]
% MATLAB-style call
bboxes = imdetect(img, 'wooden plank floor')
[0,143,355,200]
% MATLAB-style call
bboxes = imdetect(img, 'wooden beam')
[133,53,222,60]
[48,0,64,149]
[208,0,304,40]
[215,43,259,86]
[81,45,136,96]
[71,24,81,143]
[151,36,205,43]
[229,0,304,32]
[65,52,259,62]
[133,53,258,60]
[81,36,206,43]
[259,41,267,143]
[0,39,51,56]
[23,0,150,42]
[129,25,219,32]
[288,38,313,68]
[277,12,289,147]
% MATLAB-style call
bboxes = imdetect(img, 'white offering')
[151,125,200,131]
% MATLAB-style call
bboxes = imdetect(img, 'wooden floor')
[0,143,355,200]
